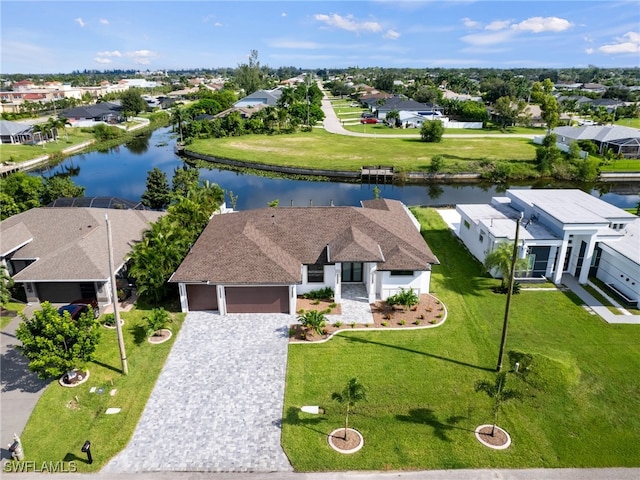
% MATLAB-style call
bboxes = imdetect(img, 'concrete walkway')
[0,306,48,461]
[327,284,374,325]
[105,312,292,473]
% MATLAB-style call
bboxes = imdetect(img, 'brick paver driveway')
[105,312,293,472]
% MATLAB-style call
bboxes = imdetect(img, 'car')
[58,298,100,320]
[360,118,378,124]
[349,102,360,107]
[361,112,375,118]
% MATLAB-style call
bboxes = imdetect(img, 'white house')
[456,189,638,304]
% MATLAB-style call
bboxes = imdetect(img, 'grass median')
[281,208,640,471]
[17,304,185,472]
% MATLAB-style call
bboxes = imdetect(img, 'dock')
[360,166,394,184]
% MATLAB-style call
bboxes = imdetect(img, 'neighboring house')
[234,88,283,107]
[395,110,442,129]
[59,102,123,127]
[170,199,439,315]
[214,104,268,119]
[0,207,164,306]
[552,125,640,158]
[456,189,638,305]
[0,120,33,144]
[369,97,443,120]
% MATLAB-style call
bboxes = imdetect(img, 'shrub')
[302,286,334,300]
[399,319,406,325]
[414,319,422,325]
[381,321,389,327]
[297,310,327,336]
[144,307,170,336]
[103,313,116,326]
[334,321,343,328]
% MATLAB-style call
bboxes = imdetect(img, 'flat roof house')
[456,189,638,305]
[170,199,439,314]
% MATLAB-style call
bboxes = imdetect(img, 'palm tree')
[474,372,520,436]
[332,377,367,441]
[277,87,296,109]
[297,309,327,337]
[484,242,528,288]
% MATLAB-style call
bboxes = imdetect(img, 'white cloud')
[511,17,572,33]
[485,20,511,31]
[214,22,222,27]
[75,17,86,28]
[383,29,400,40]
[99,18,109,25]
[96,50,122,57]
[202,14,215,23]
[125,50,157,65]
[585,48,594,55]
[462,17,480,28]
[598,32,640,54]
[94,57,111,64]
[461,30,515,46]
[313,13,382,33]
[281,12,287,17]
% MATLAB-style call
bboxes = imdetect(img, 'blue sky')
[1,1,638,74]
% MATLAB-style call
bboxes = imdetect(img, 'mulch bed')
[476,425,509,447]
[290,294,445,342]
[148,328,172,344]
[329,430,361,450]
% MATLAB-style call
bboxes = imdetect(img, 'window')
[464,220,470,229]
[307,264,324,283]
[390,270,414,276]
[479,230,485,243]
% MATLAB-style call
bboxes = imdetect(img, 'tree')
[475,372,521,436]
[429,154,445,173]
[484,242,528,288]
[493,96,527,129]
[385,110,400,127]
[420,120,444,142]
[236,49,263,96]
[171,165,200,198]
[141,167,171,210]
[332,377,367,440]
[16,302,101,380]
[0,264,14,308]
[120,88,147,118]
[0,172,43,219]
[41,175,85,205]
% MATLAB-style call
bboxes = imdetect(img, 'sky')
[1,1,639,74]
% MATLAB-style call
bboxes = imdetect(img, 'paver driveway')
[105,312,293,472]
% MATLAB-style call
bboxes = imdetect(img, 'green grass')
[0,129,94,163]
[187,129,538,175]
[615,118,640,129]
[1,301,26,330]
[282,208,640,471]
[16,305,185,472]
[343,124,546,136]
[598,159,640,172]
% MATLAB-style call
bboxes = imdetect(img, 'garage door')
[36,282,83,303]
[186,284,218,311]
[225,286,289,314]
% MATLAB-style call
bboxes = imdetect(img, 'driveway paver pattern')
[105,312,292,472]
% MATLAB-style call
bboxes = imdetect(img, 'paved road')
[104,312,292,473]
[0,307,48,461]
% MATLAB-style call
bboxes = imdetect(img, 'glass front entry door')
[342,262,363,283]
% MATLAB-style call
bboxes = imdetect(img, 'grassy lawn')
[343,124,546,136]
[1,301,26,330]
[281,208,640,471]
[17,304,185,472]
[187,130,538,175]
[599,159,640,172]
[615,118,640,129]
[0,128,94,163]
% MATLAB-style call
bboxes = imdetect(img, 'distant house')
[169,199,439,314]
[214,104,268,119]
[367,96,443,120]
[60,102,123,127]
[455,189,638,305]
[234,89,282,107]
[0,207,164,306]
[0,120,33,144]
[553,125,640,158]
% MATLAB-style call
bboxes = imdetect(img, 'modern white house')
[456,189,639,305]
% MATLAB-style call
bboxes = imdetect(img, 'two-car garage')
[184,284,290,314]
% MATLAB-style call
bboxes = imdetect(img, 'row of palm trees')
[31,117,72,144]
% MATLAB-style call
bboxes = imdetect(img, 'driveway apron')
[105,312,293,472]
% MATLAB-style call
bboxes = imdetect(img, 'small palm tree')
[484,242,528,288]
[144,307,170,337]
[297,309,327,336]
[474,372,520,436]
[332,377,367,440]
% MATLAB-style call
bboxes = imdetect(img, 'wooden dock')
[360,166,395,184]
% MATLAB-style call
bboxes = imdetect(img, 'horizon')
[1,1,639,75]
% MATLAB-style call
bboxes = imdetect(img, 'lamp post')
[496,213,523,372]
[105,214,128,375]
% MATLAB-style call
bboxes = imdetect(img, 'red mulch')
[329,430,361,450]
[290,294,445,342]
[476,425,509,447]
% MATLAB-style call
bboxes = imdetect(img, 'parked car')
[361,112,375,118]
[349,102,360,107]
[58,298,100,320]
[360,118,378,124]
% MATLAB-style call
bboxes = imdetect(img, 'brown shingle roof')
[1,208,164,281]
[170,200,438,285]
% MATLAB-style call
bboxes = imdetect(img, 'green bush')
[302,287,334,300]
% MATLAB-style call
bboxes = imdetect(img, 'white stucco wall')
[596,247,640,303]
[377,270,431,300]
[297,264,337,296]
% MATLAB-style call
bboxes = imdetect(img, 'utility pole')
[496,212,523,372]
[105,214,128,375]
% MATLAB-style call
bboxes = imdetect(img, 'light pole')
[496,212,523,372]
[105,214,128,375]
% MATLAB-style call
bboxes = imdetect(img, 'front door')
[342,262,363,283]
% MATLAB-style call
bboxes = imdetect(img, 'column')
[553,233,569,284]
[579,234,598,284]
[546,246,558,278]
[334,263,342,303]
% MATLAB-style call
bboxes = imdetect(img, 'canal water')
[34,127,639,211]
